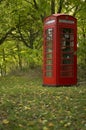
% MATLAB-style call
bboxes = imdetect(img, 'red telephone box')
[43,14,77,86]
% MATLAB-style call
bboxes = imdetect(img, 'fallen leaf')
[24,106,31,110]
[48,122,54,127]
[2,119,9,124]
[43,126,49,130]
[19,124,23,127]
[64,122,71,127]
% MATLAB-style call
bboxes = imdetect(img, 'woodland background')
[0,0,86,81]
[0,1,86,130]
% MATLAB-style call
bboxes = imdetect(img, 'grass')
[0,68,86,130]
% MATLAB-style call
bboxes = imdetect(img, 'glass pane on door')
[60,28,74,77]
[45,28,54,77]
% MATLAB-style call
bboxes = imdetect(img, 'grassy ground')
[0,68,86,130]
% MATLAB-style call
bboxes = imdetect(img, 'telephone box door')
[59,26,77,85]
[43,25,56,85]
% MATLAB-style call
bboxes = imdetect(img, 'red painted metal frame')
[43,14,77,86]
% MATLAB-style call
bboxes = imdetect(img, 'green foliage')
[0,40,42,75]
[0,70,86,130]
[0,0,86,75]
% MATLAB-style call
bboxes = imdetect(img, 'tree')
[0,0,86,75]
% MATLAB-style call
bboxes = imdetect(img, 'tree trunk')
[57,0,64,13]
[51,0,55,14]
[16,42,22,70]
[1,49,7,76]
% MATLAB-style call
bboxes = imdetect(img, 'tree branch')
[33,0,38,9]
[0,27,15,45]
[73,5,82,17]
[18,27,31,48]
